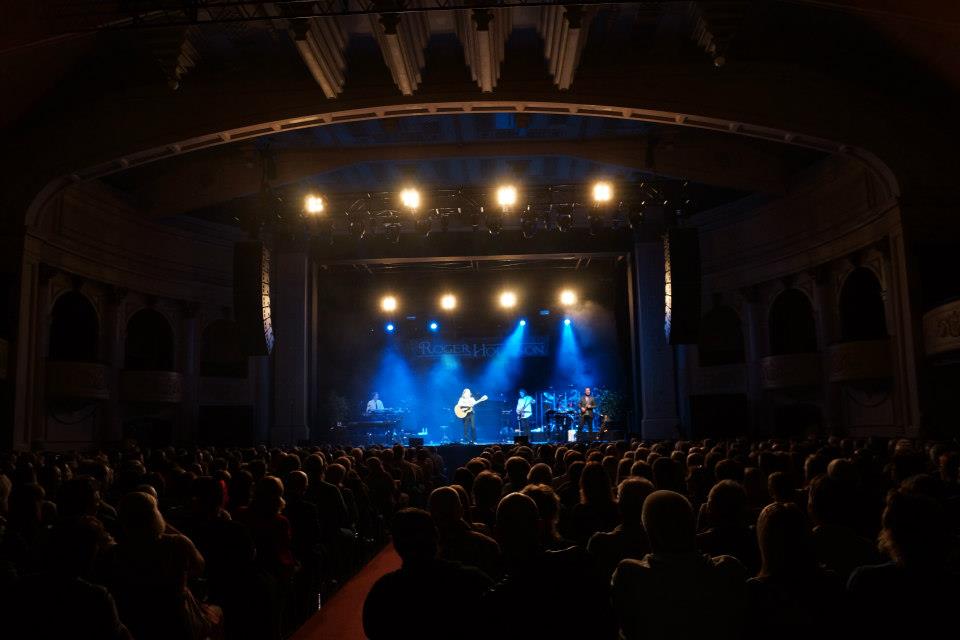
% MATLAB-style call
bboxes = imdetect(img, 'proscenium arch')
[24,101,900,230]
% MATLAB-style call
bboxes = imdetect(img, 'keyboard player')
[365,392,386,415]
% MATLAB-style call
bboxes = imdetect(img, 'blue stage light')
[564,318,571,326]
[386,323,395,332]
[429,321,439,331]
[519,319,527,327]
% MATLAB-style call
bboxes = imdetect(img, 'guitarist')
[457,388,480,444]
[578,387,597,433]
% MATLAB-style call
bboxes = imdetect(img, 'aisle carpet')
[291,545,401,640]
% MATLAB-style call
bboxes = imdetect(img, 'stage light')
[564,318,572,326]
[484,211,504,235]
[384,221,402,244]
[304,194,325,215]
[519,319,527,327]
[400,187,420,212]
[499,291,517,309]
[429,321,439,331]
[440,294,457,311]
[385,323,395,333]
[560,290,577,306]
[381,296,398,313]
[557,208,574,232]
[496,184,518,209]
[592,181,613,204]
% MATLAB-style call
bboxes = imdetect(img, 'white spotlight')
[592,181,613,204]
[381,295,398,313]
[496,185,518,208]
[304,194,325,214]
[499,291,518,309]
[560,290,577,306]
[440,294,457,311]
[400,188,420,212]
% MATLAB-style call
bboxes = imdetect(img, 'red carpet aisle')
[292,546,402,640]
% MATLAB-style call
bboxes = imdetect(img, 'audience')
[1,435,958,639]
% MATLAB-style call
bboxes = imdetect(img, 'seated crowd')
[0,436,957,639]
[0,443,444,639]
[362,437,960,640]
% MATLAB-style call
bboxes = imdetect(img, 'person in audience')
[521,483,574,550]
[745,502,844,640]
[588,477,654,579]
[483,492,615,639]
[470,470,502,531]
[428,486,501,579]
[807,473,878,581]
[104,492,220,640]
[697,479,760,574]
[566,461,620,545]
[363,508,492,640]
[612,490,747,640]
[847,488,960,638]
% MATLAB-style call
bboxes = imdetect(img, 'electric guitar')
[454,395,488,419]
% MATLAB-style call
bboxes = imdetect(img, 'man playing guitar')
[515,389,535,436]
[454,388,487,444]
[578,387,596,433]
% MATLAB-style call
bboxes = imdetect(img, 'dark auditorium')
[2,2,959,639]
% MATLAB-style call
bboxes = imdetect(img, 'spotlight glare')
[429,321,439,331]
[499,291,518,309]
[400,188,420,211]
[519,319,527,327]
[559,289,577,306]
[564,318,572,326]
[440,294,457,311]
[381,296,398,313]
[386,323,395,333]
[496,185,518,208]
[592,181,613,204]
[304,194,325,214]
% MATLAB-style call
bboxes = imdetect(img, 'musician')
[578,387,596,432]
[457,388,478,444]
[365,392,385,414]
[516,389,535,435]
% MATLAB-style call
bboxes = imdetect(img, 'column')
[811,265,840,432]
[179,302,200,443]
[272,251,310,446]
[100,287,126,442]
[886,228,921,435]
[633,240,679,440]
[741,286,766,435]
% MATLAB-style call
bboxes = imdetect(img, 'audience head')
[496,492,542,560]
[618,477,655,528]
[428,486,464,526]
[391,508,439,564]
[580,461,613,506]
[706,479,747,528]
[119,491,165,541]
[642,490,696,554]
[473,470,503,511]
[879,489,949,569]
[527,462,553,486]
[521,484,561,533]
[757,502,814,577]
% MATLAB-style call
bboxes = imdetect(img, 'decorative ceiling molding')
[290,17,348,99]
[456,8,513,93]
[539,5,594,90]
[371,10,431,96]
[144,25,201,90]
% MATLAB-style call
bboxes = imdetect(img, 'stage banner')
[409,337,549,359]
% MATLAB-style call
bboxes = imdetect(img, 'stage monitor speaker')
[233,242,274,356]
[514,435,530,447]
[664,227,701,345]
[408,437,424,447]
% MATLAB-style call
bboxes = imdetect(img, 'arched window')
[49,292,99,362]
[201,320,247,378]
[698,306,745,366]
[769,289,817,355]
[839,268,887,341]
[125,309,174,370]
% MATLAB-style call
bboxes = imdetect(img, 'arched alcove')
[49,291,99,362]
[839,267,887,342]
[769,289,818,355]
[698,306,745,367]
[201,320,247,378]
[125,309,174,371]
